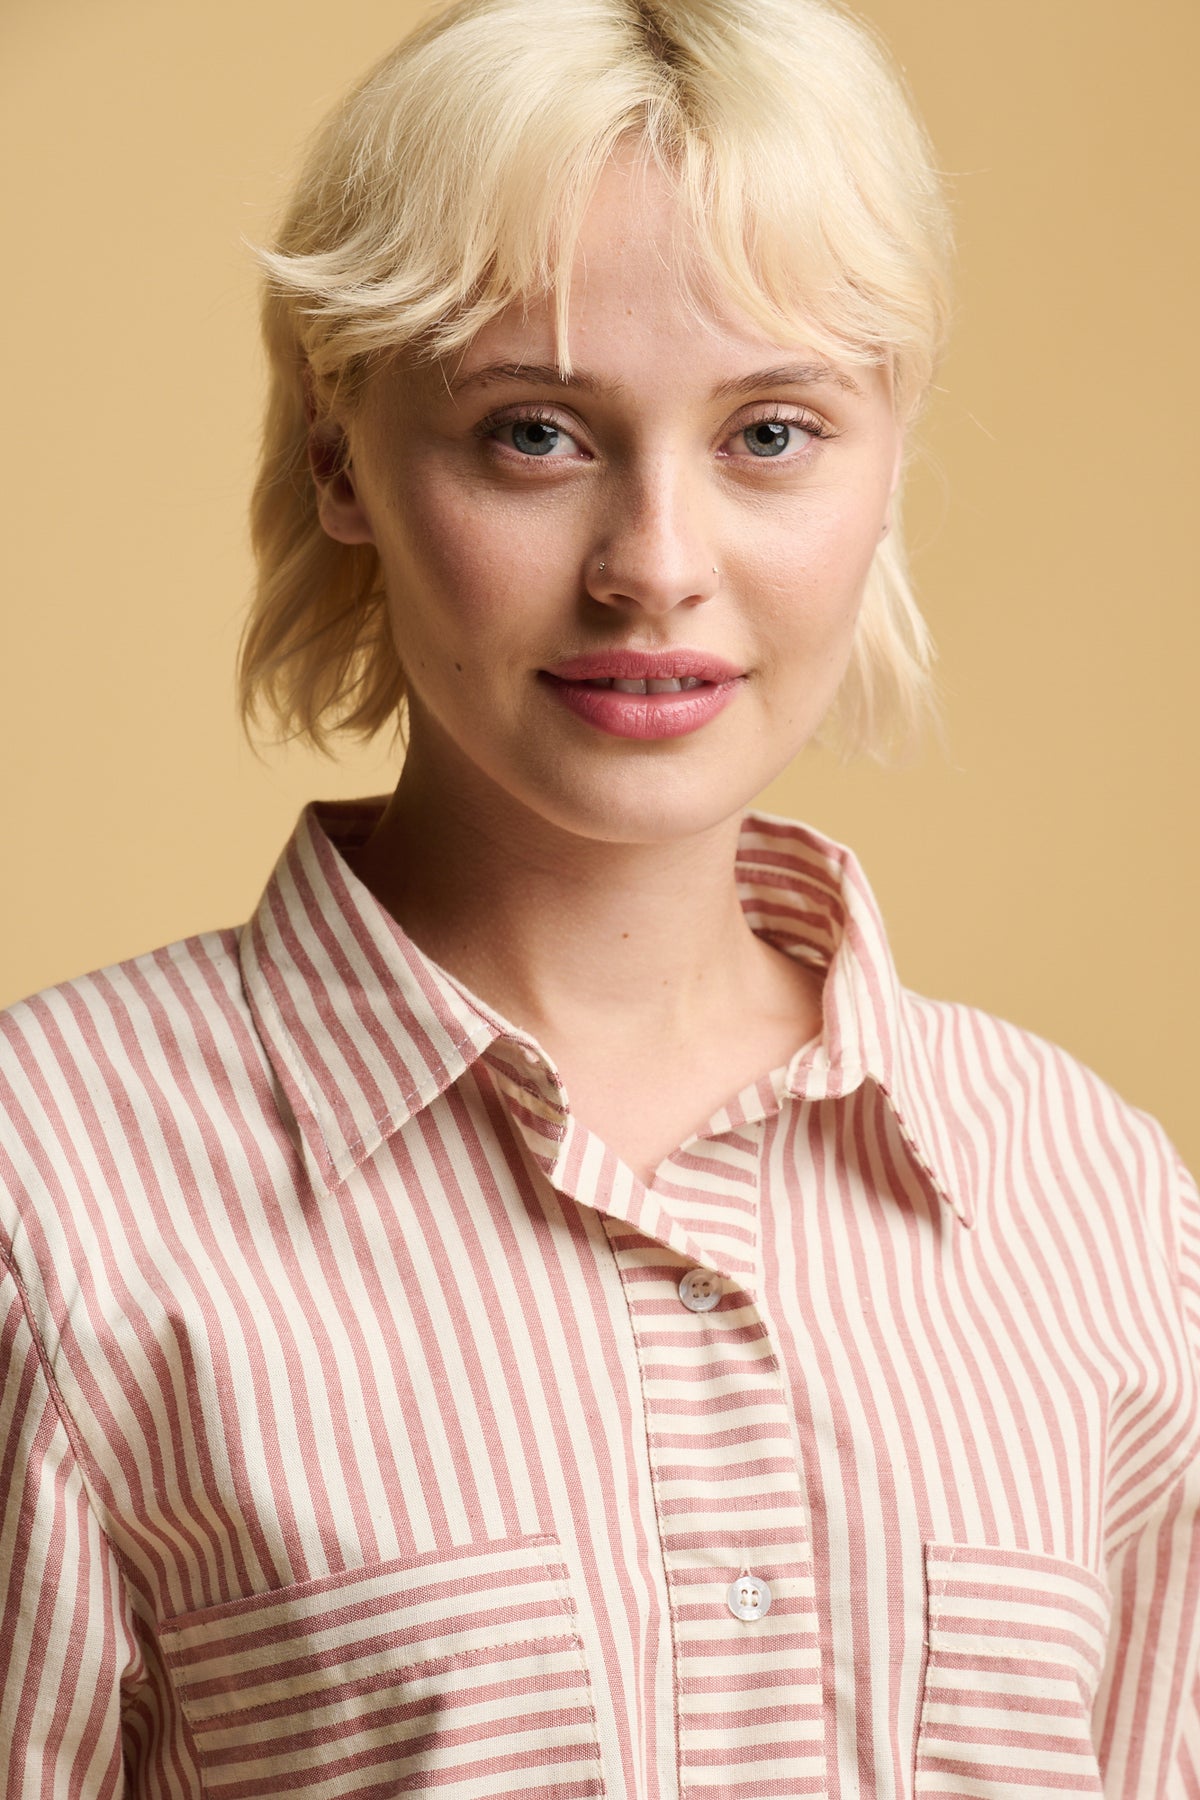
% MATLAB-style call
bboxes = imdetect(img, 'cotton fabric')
[2,797,1198,1799]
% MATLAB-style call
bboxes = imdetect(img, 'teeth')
[581,675,708,693]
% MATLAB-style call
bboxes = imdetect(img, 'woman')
[2,0,1196,1795]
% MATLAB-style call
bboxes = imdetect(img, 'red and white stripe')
[2,798,1198,1799]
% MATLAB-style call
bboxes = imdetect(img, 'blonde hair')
[241,0,953,760]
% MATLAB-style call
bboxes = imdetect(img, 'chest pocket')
[160,1533,606,1799]
[915,1541,1110,1799]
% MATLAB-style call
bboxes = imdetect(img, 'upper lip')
[543,648,744,682]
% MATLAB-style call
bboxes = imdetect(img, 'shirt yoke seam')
[0,1234,145,1614]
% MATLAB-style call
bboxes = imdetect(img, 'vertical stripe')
[1,800,1197,1797]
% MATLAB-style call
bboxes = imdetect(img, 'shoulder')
[0,925,259,1246]
[0,924,248,1084]
[902,984,1172,1153]
[900,985,1192,1272]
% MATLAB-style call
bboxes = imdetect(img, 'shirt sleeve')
[1,1258,140,1799]
[1091,1155,1200,1797]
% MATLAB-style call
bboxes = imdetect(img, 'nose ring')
[597,561,606,573]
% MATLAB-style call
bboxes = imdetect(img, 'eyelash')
[474,406,565,451]
[474,404,836,462]
[721,405,837,458]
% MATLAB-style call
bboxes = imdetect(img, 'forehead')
[430,154,886,406]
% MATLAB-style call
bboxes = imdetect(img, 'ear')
[882,422,906,536]
[308,419,376,546]
[889,425,906,497]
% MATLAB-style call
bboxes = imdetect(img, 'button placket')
[606,1229,826,1794]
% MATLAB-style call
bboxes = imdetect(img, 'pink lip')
[545,648,744,682]
[539,654,745,741]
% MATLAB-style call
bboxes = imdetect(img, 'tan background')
[2,1,1196,1168]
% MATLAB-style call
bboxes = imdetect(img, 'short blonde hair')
[241,0,953,760]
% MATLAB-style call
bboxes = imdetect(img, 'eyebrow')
[712,361,864,399]
[445,358,863,400]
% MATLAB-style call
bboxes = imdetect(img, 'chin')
[516,760,768,847]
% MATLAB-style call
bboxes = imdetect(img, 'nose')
[587,457,719,614]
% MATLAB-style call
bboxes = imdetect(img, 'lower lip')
[540,674,743,740]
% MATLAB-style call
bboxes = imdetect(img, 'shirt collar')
[734,813,975,1227]
[239,797,975,1228]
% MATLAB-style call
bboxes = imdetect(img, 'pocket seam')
[186,1630,591,1725]
[915,1538,1109,1800]
[160,1532,607,1795]
[159,1531,567,1639]
[924,1538,956,1645]
[161,1540,588,1693]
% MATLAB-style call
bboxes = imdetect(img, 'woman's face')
[318,152,904,845]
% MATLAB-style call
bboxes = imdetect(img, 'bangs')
[259,0,949,419]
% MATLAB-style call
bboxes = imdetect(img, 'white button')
[678,1268,721,1312]
[727,1574,772,1621]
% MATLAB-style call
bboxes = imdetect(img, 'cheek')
[814,506,884,615]
[751,492,882,640]
[375,470,529,648]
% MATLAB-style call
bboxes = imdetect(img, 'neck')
[346,750,777,1056]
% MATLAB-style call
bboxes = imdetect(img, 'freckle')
[454,662,463,672]
[621,932,629,939]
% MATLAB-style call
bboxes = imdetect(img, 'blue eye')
[510,419,560,456]
[743,420,792,457]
